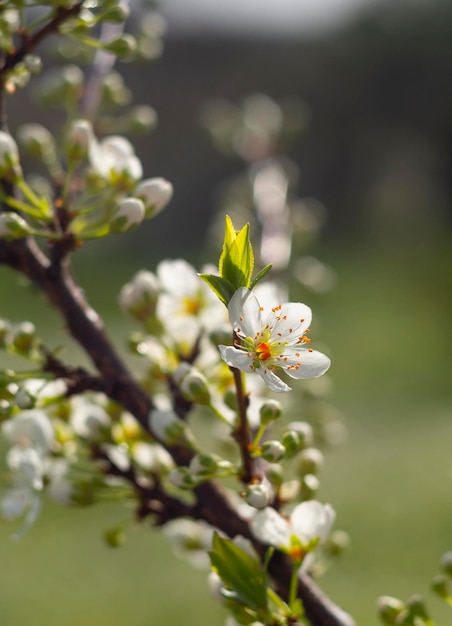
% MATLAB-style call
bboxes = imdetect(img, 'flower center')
[256,342,272,361]
[182,297,201,315]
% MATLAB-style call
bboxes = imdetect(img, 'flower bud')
[180,370,211,405]
[66,119,94,161]
[265,463,283,486]
[168,467,196,489]
[244,483,271,509]
[298,448,324,475]
[128,105,158,133]
[286,421,313,448]
[260,440,285,462]
[136,177,173,218]
[104,34,137,59]
[17,123,55,161]
[405,595,430,621]
[188,452,230,479]
[376,596,405,624]
[102,0,130,23]
[0,213,30,240]
[281,430,303,457]
[118,270,160,320]
[11,321,37,353]
[300,473,320,499]
[149,409,193,447]
[431,575,450,599]
[23,54,42,75]
[440,551,452,578]
[259,399,282,425]
[0,131,21,179]
[104,525,125,548]
[324,529,350,556]
[110,197,145,233]
[14,387,35,410]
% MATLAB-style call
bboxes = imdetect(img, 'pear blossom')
[219,287,330,393]
[251,500,335,563]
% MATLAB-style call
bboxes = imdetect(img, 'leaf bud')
[260,440,285,462]
[180,369,211,405]
[136,177,173,219]
[286,420,314,448]
[298,447,324,475]
[0,213,30,240]
[376,596,405,624]
[110,197,145,233]
[104,34,137,59]
[440,551,452,578]
[11,321,37,353]
[244,482,272,509]
[259,399,282,425]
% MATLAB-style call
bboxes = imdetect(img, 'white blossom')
[2,409,54,455]
[136,177,173,218]
[251,500,335,562]
[219,288,330,393]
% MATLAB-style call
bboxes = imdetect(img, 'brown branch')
[0,3,85,79]
[231,365,256,483]
[0,236,356,626]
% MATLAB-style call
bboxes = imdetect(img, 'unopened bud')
[180,370,210,405]
[405,595,430,621]
[15,387,35,410]
[189,453,231,478]
[376,596,405,624]
[17,123,55,161]
[102,0,130,23]
[11,321,37,353]
[324,529,350,556]
[300,473,320,499]
[104,34,137,59]
[128,105,158,133]
[259,399,282,425]
[110,197,145,233]
[298,447,324,475]
[66,119,94,160]
[431,575,450,599]
[245,483,271,509]
[104,525,125,548]
[440,551,452,578]
[260,440,285,462]
[149,409,193,447]
[0,131,21,179]
[281,430,303,457]
[136,177,173,218]
[265,463,283,486]
[23,54,42,75]
[168,467,196,489]
[0,213,30,240]
[286,421,314,448]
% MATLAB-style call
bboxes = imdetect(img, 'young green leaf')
[199,273,236,306]
[209,533,268,612]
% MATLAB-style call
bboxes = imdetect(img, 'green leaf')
[249,264,273,290]
[219,218,254,289]
[199,273,236,306]
[209,533,268,611]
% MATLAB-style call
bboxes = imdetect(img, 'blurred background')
[1,0,452,624]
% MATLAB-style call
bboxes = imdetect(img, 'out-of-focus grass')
[0,234,451,625]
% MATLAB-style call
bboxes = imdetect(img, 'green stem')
[288,563,300,609]
[207,402,232,426]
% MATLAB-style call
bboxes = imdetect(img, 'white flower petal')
[219,345,254,371]
[251,507,291,547]
[157,259,199,296]
[282,348,331,380]
[291,500,336,544]
[267,302,312,343]
[257,368,291,393]
[228,288,261,338]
